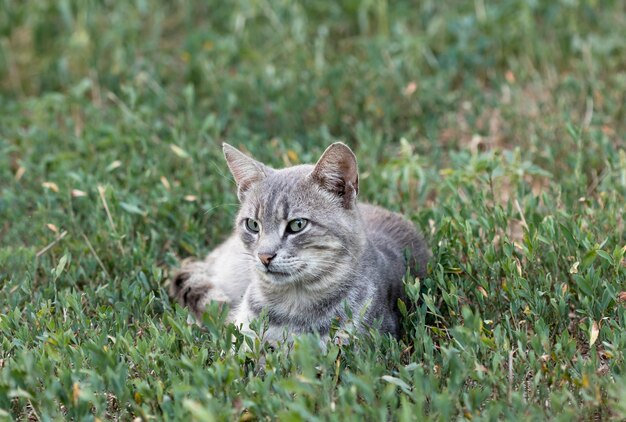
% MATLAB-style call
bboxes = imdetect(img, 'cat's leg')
[232,291,291,347]
[170,235,252,320]
[170,260,230,320]
[232,294,254,334]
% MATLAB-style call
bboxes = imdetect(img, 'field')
[1,0,626,420]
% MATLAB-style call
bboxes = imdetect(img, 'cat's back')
[358,203,429,278]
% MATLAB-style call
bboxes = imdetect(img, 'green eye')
[287,218,308,233]
[245,218,260,233]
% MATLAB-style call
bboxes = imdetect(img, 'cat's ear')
[223,143,269,200]
[310,142,359,208]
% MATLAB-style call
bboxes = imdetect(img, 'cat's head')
[223,142,365,286]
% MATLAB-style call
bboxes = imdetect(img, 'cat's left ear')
[223,143,270,201]
[310,142,359,209]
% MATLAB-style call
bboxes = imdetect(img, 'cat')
[170,142,429,341]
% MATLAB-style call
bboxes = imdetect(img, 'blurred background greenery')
[1,0,625,420]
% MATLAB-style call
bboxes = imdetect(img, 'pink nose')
[258,253,276,267]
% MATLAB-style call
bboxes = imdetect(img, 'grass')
[1,0,626,420]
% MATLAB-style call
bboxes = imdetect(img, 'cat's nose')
[258,252,276,267]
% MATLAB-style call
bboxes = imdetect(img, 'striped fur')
[170,143,429,339]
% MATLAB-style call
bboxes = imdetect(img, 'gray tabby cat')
[170,142,429,340]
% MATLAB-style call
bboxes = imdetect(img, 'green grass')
[1,0,626,420]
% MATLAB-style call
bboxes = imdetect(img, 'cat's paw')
[170,262,229,319]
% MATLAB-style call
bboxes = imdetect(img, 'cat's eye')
[287,218,308,233]
[245,218,260,233]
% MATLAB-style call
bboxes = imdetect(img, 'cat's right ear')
[223,143,269,201]
[310,142,359,209]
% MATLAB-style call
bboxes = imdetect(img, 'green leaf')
[596,250,613,265]
[53,253,69,279]
[397,299,408,317]
[582,249,597,267]
[381,375,412,395]
[120,202,147,216]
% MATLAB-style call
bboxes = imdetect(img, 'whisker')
[336,243,361,262]
[308,260,372,281]
[208,159,238,184]
[203,202,240,216]
[306,258,372,281]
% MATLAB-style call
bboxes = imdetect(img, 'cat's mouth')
[254,258,304,283]
[265,268,291,277]
[257,265,297,283]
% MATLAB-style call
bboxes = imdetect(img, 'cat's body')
[171,143,429,340]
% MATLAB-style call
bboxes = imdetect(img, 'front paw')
[170,263,229,319]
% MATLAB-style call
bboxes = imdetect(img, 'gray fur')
[170,143,429,339]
